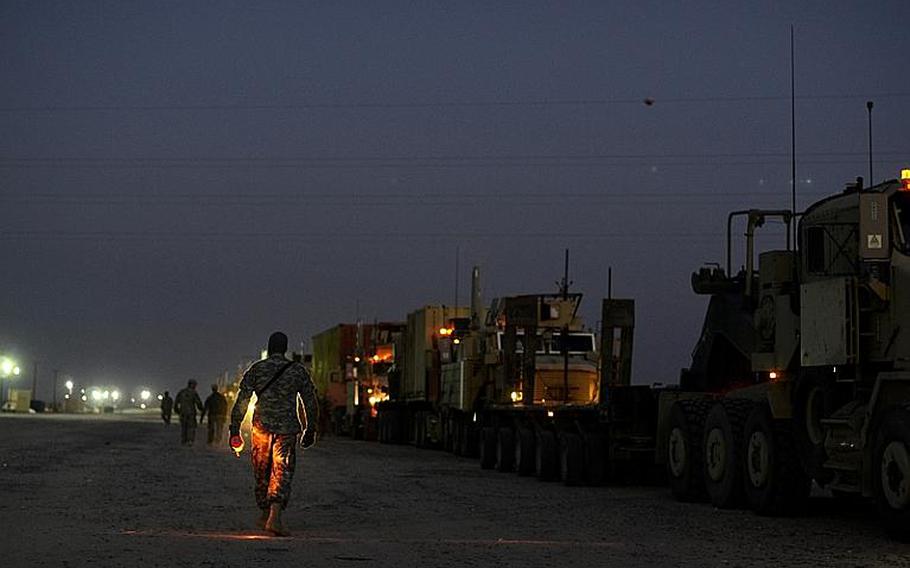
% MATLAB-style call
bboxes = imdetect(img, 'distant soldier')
[160,391,173,425]
[229,332,319,536]
[173,380,204,445]
[201,384,228,445]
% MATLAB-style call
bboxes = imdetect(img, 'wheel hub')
[747,431,770,488]
[881,441,910,510]
[706,427,726,482]
[668,427,687,477]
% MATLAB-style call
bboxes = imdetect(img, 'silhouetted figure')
[230,331,319,536]
[201,384,228,445]
[160,391,173,425]
[174,380,204,445]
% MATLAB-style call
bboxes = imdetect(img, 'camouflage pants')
[250,426,298,510]
[179,415,197,445]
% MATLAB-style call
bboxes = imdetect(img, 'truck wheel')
[463,422,479,458]
[496,428,515,472]
[415,412,425,448]
[584,432,608,486]
[536,430,558,481]
[514,427,536,476]
[792,374,835,485]
[743,403,810,516]
[452,416,464,456]
[703,399,752,509]
[479,426,497,469]
[559,432,585,486]
[667,398,711,502]
[872,404,910,540]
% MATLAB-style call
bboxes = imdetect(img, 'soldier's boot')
[264,503,290,537]
[255,508,269,530]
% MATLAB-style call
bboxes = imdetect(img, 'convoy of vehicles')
[312,168,910,536]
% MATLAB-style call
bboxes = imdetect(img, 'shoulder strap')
[256,360,295,397]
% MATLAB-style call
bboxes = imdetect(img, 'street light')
[64,380,74,392]
[140,390,151,401]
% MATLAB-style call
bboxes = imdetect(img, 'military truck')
[375,305,470,446]
[665,169,910,534]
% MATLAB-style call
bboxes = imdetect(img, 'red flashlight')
[230,434,244,458]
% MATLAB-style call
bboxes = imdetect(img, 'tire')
[463,422,478,458]
[559,432,585,486]
[872,404,910,540]
[667,398,711,502]
[479,426,497,469]
[792,373,835,484]
[496,428,515,472]
[452,416,464,456]
[514,427,536,476]
[584,432,608,486]
[743,403,810,516]
[443,416,454,453]
[415,412,425,448]
[703,399,752,509]
[536,430,558,481]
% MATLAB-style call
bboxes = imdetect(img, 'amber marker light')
[901,169,910,191]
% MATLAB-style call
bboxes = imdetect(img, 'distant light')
[130,398,135,404]
[64,394,70,400]
[91,390,102,401]
[140,403,147,409]
[547,410,555,418]
[13,366,20,376]
[453,338,461,345]
[64,380,74,391]
[0,359,13,375]
[140,390,151,401]
[80,388,85,394]
[769,371,778,380]
[103,390,110,400]
[81,395,87,402]
[260,349,268,360]
[354,356,361,363]
[902,168,910,191]
[157,394,163,401]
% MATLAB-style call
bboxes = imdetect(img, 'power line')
[1,92,909,113]
[0,229,723,242]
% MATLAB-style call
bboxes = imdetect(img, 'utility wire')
[1,92,909,113]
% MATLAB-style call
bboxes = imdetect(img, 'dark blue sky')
[2,1,909,398]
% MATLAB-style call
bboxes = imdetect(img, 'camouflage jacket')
[230,354,319,435]
[202,392,228,421]
[173,388,203,418]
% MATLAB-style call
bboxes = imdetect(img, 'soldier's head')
[188,379,197,390]
[211,384,219,393]
[164,391,169,396]
[267,331,288,356]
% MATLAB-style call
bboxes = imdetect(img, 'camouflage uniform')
[174,387,204,445]
[160,393,173,425]
[230,354,319,511]
[202,391,228,445]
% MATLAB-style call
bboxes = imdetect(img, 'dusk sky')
[2,1,909,399]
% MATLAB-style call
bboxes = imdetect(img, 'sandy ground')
[1,414,909,567]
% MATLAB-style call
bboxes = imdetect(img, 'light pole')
[1,356,22,405]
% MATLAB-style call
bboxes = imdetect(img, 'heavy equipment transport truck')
[663,169,910,535]
[374,169,910,536]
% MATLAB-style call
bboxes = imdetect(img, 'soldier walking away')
[201,384,228,445]
[160,391,173,425]
[174,380,204,445]
[229,331,319,536]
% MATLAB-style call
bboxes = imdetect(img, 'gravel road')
[1,413,908,567]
